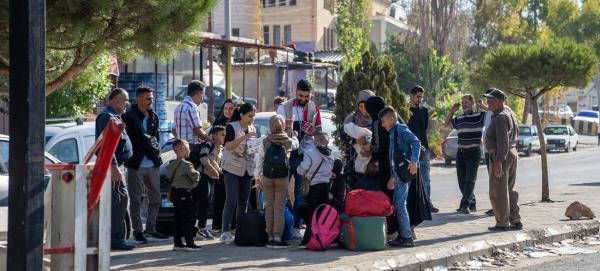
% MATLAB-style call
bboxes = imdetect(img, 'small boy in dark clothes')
[167,139,201,251]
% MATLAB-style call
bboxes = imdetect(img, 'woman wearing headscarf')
[211,99,236,233]
[341,90,375,188]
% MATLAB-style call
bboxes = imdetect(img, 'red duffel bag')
[344,189,394,217]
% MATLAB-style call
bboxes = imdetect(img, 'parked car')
[538,105,574,119]
[0,134,61,206]
[442,130,485,166]
[45,123,96,164]
[543,125,578,152]
[517,125,541,156]
[573,110,600,124]
[174,85,257,117]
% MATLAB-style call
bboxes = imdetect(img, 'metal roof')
[314,51,343,64]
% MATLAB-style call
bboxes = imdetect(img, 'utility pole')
[8,0,46,270]
[224,0,233,100]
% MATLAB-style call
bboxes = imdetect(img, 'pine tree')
[334,50,409,132]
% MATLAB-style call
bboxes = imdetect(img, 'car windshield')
[320,115,336,135]
[544,127,568,135]
[577,111,599,118]
[519,127,532,136]
[253,117,271,138]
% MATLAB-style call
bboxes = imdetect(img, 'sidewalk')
[111,183,600,271]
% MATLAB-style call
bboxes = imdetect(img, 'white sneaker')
[220,232,234,244]
[196,228,216,240]
[291,228,303,240]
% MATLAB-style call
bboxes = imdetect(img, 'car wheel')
[444,158,452,166]
[525,144,532,156]
[573,143,577,151]
[565,143,570,153]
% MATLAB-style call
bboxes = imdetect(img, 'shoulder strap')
[309,156,325,184]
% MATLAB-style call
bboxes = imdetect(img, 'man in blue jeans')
[380,106,421,248]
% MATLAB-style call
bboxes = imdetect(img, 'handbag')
[392,126,417,183]
[301,157,325,196]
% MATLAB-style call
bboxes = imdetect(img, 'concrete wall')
[210,0,262,40]
[231,64,279,112]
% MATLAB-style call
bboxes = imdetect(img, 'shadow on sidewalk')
[570,182,600,187]
[416,230,494,247]
[418,212,488,229]
[111,241,351,270]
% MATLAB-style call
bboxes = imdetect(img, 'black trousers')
[172,188,196,246]
[456,147,481,209]
[193,173,211,229]
[298,183,330,244]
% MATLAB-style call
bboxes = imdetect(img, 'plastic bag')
[344,189,394,217]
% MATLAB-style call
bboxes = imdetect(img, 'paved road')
[498,245,600,271]
[429,146,600,201]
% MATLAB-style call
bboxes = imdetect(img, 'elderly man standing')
[483,88,522,231]
[96,88,134,250]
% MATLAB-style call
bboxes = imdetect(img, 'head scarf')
[344,90,375,127]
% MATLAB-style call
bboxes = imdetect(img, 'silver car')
[442,130,485,165]
[517,125,541,156]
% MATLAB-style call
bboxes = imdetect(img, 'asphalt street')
[429,146,600,201]
[498,244,600,271]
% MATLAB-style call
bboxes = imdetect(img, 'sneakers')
[144,231,169,242]
[510,222,524,231]
[111,241,135,251]
[388,237,415,248]
[196,228,216,240]
[266,240,291,249]
[219,231,234,244]
[133,232,148,244]
[291,228,303,240]
[173,243,202,252]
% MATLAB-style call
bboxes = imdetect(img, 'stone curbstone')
[337,220,600,271]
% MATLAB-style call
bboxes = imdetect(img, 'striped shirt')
[451,111,487,148]
[174,96,203,144]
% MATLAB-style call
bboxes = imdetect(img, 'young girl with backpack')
[255,115,298,248]
[296,132,334,247]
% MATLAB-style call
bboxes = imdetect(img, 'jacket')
[122,103,162,169]
[167,158,200,189]
[197,140,223,177]
[297,145,333,186]
[221,121,257,177]
[389,122,421,166]
[95,106,133,166]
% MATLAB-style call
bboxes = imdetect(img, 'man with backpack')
[255,115,298,248]
[276,79,322,238]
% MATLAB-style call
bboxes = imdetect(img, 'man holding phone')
[276,79,322,239]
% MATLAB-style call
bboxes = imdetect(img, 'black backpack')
[234,211,269,246]
[262,143,289,178]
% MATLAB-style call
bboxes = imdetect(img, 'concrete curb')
[343,220,600,271]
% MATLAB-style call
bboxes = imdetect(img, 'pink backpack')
[305,204,341,251]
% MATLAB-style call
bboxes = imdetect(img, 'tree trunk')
[522,97,529,124]
[44,48,100,97]
[529,94,551,202]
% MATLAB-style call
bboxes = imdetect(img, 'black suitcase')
[234,211,268,246]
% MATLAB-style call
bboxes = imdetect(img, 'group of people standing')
[97,74,522,252]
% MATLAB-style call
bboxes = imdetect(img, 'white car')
[517,125,541,156]
[0,134,61,206]
[573,110,600,124]
[543,125,578,152]
[45,123,97,164]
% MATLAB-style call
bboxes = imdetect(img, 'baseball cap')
[483,88,507,101]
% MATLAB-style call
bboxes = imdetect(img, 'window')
[268,0,276,6]
[0,140,7,170]
[232,28,240,37]
[278,0,286,6]
[263,25,270,45]
[273,25,281,46]
[284,25,292,45]
[49,138,79,164]
[289,0,296,5]
[324,27,328,50]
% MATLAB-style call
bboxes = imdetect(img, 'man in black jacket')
[122,86,167,243]
[407,86,439,213]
